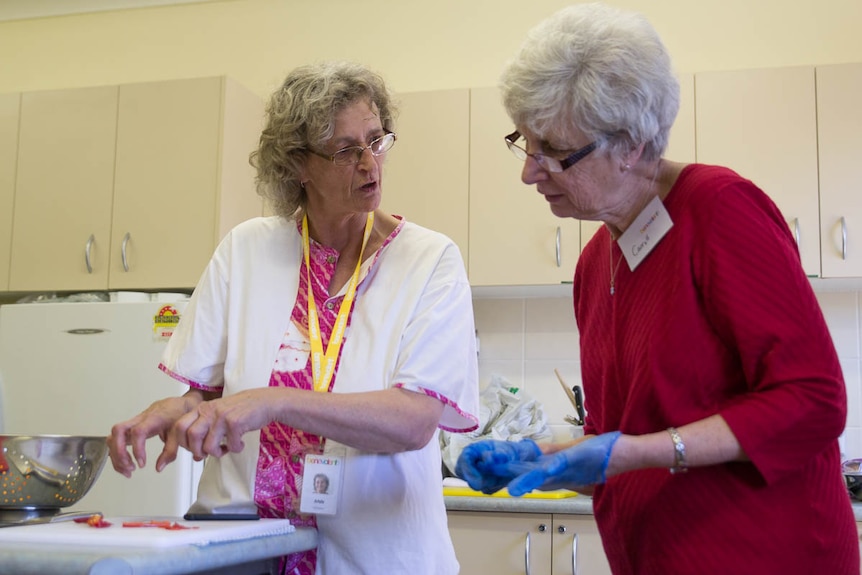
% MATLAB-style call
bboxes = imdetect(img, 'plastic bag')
[440,374,553,477]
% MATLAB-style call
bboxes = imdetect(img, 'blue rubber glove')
[506,431,622,497]
[455,439,543,494]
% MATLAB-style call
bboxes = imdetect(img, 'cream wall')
[1,0,862,98]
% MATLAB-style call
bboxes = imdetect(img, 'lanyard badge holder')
[298,212,373,516]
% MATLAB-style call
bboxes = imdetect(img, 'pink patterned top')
[254,218,403,575]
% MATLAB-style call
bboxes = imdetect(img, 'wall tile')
[843,358,861,428]
[524,297,580,361]
[477,360,523,392]
[817,291,860,359]
[473,298,524,361]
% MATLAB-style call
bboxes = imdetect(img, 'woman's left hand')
[507,431,622,496]
[159,389,278,468]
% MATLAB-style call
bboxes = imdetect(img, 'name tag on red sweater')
[618,195,673,271]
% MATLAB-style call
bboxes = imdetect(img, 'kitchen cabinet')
[816,63,862,278]
[8,76,263,292]
[0,92,20,291]
[694,66,820,277]
[448,511,611,575]
[109,76,263,289]
[469,87,582,287]
[9,85,118,292]
[382,89,469,267]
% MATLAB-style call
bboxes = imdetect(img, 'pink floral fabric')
[254,220,402,575]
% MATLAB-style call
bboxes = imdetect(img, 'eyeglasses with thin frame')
[307,131,397,166]
[504,130,596,173]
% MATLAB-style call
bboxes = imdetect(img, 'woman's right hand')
[455,439,543,494]
[107,390,208,477]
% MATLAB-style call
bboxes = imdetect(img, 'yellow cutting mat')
[443,486,578,499]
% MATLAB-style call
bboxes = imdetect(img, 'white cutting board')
[0,516,295,548]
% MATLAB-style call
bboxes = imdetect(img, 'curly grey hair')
[500,2,679,162]
[250,61,397,218]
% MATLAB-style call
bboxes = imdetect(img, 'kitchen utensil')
[0,510,99,528]
[572,384,586,426]
[842,459,862,500]
[554,369,585,425]
[554,369,578,409]
[0,435,109,518]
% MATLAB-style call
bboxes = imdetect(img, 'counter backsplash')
[472,291,862,458]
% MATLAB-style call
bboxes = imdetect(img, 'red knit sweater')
[575,164,858,574]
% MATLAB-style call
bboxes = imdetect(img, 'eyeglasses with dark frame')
[504,130,596,173]
[307,131,397,166]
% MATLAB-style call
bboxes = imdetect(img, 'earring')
[300,181,307,189]
[622,163,631,172]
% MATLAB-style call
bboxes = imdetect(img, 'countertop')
[0,526,318,575]
[445,495,862,521]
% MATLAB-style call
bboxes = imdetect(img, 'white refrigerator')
[0,299,204,517]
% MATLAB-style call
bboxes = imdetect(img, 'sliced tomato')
[74,514,112,528]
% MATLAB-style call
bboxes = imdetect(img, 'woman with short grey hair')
[458,4,858,574]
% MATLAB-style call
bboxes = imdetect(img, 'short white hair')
[500,2,679,161]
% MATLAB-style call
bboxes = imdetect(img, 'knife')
[0,510,99,529]
[572,385,586,426]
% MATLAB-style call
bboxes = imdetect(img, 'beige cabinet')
[0,93,20,291]
[448,511,611,575]
[816,63,862,278]
[694,66,820,276]
[109,76,263,289]
[469,86,582,287]
[10,85,119,291]
[382,89,469,266]
[8,77,263,292]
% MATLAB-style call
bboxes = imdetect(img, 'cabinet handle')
[841,216,847,261]
[84,234,95,274]
[524,531,532,575]
[571,532,579,575]
[555,227,562,267]
[121,232,131,272]
[791,217,800,247]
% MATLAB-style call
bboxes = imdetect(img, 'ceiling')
[0,0,225,22]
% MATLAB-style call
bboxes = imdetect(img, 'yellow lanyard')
[302,212,374,393]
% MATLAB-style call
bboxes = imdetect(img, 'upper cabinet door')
[469,86,581,287]
[382,89,470,268]
[111,77,223,289]
[694,67,820,276]
[0,93,19,291]
[817,63,862,278]
[9,86,118,291]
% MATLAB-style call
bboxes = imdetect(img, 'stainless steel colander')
[0,435,108,512]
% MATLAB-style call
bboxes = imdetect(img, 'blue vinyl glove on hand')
[455,439,543,494]
[506,431,622,497]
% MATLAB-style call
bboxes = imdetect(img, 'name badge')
[300,450,344,516]
[617,195,673,271]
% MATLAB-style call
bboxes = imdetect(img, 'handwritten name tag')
[617,195,673,271]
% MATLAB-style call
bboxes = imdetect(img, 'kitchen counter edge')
[445,496,862,521]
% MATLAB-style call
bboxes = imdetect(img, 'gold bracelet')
[667,427,688,474]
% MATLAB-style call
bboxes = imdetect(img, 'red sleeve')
[692,176,846,484]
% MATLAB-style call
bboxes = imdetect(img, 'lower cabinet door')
[552,514,612,575]
[448,511,553,575]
